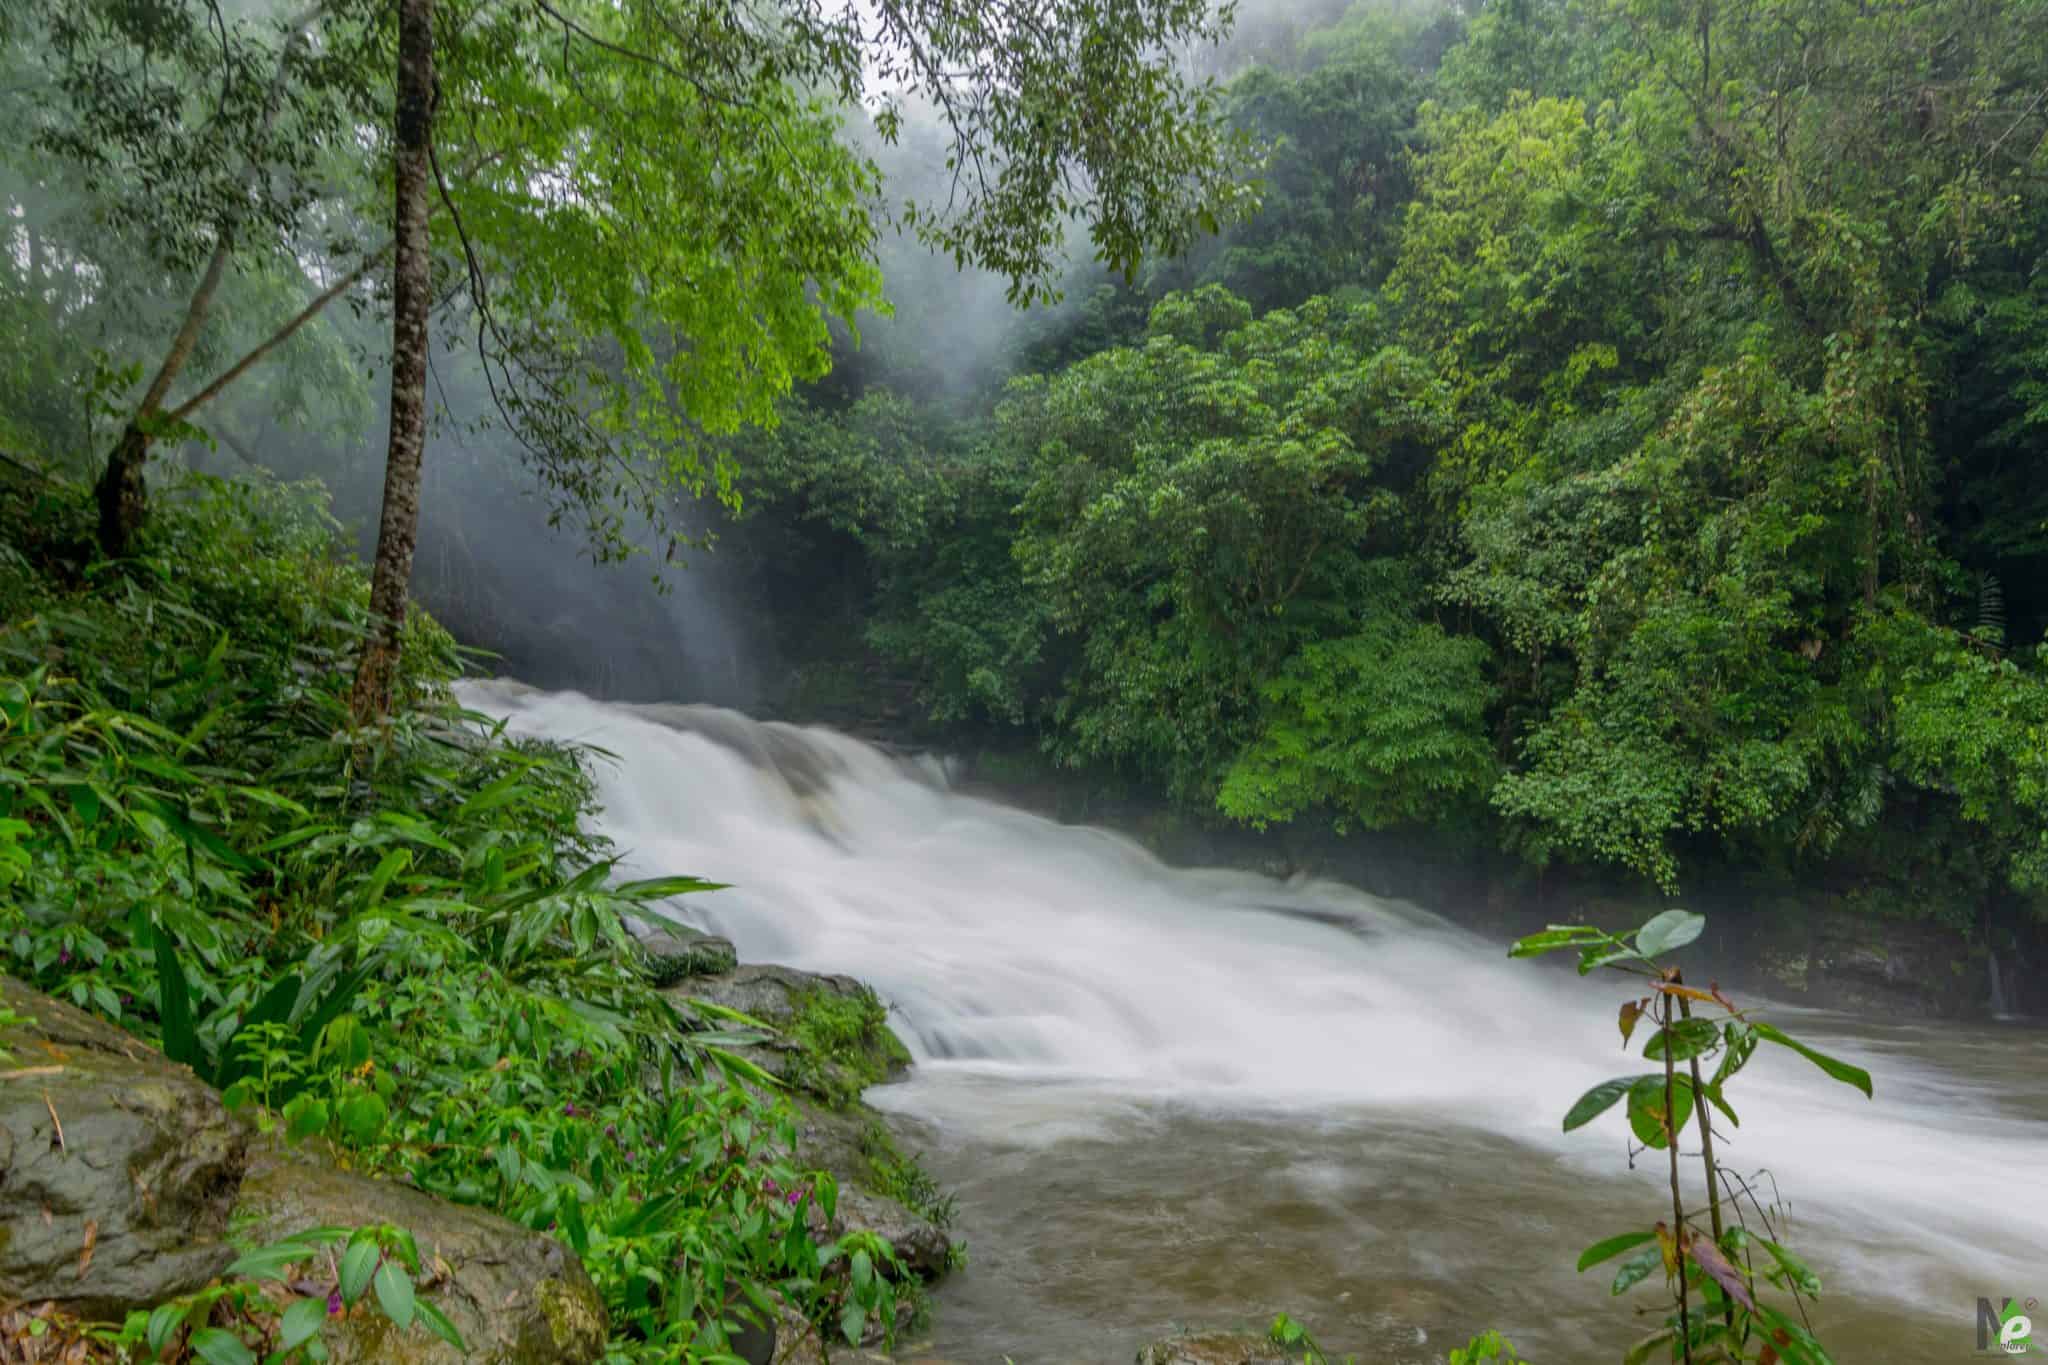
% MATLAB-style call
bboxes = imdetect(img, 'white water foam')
[465,681,2048,1314]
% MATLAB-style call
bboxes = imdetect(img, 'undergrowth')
[0,471,905,1362]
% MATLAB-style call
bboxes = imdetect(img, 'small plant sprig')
[100,1224,462,1363]
[1511,910,1873,1365]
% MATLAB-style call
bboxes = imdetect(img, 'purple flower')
[326,1289,342,1316]
[604,1123,617,1139]
[57,948,70,966]
[563,1102,578,1117]
[786,1189,802,1206]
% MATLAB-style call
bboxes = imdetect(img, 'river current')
[466,681,2047,1364]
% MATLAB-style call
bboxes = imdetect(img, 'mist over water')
[467,681,2048,1361]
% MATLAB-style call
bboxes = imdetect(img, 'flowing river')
[467,682,2048,1363]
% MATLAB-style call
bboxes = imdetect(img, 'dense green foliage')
[0,475,908,1361]
[728,0,2048,959]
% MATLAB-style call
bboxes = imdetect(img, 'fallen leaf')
[75,1221,95,1279]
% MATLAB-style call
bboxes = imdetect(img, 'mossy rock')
[669,964,910,1110]
[232,1135,608,1364]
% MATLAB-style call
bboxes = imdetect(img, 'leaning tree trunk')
[93,247,231,558]
[349,0,436,724]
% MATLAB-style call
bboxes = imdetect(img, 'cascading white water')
[467,681,2047,1358]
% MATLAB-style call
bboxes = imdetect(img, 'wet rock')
[233,1135,608,1364]
[1135,1330,1293,1365]
[0,979,605,1363]
[640,925,739,985]
[669,964,911,1109]
[830,1185,952,1281]
[0,976,244,1318]
[674,963,869,1023]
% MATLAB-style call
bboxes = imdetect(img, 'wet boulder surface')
[0,977,607,1362]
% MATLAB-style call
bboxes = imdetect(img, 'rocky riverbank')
[0,928,959,1364]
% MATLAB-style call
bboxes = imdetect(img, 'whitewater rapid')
[464,681,2046,1348]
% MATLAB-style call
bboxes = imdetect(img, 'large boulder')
[0,978,606,1363]
[1134,1331,1293,1365]
[0,977,244,1318]
[232,1136,608,1364]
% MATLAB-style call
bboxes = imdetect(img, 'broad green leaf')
[1625,1074,1694,1148]
[339,1092,389,1145]
[373,1259,416,1330]
[147,1301,189,1356]
[188,1327,257,1365]
[338,1238,378,1306]
[1562,1076,1640,1131]
[1642,1018,1719,1062]
[1577,1230,1657,1272]
[280,1296,327,1349]
[1752,1023,1873,1098]
[1634,909,1705,958]
[284,1096,330,1143]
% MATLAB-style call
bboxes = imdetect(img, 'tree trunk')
[349,0,436,724]
[90,8,317,560]
[93,244,230,558]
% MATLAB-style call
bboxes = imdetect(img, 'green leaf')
[188,1327,257,1365]
[1710,1021,1757,1088]
[1633,909,1705,958]
[225,1242,314,1279]
[146,1301,189,1356]
[1576,1230,1657,1272]
[372,1259,416,1330]
[1642,1018,1719,1062]
[1561,1076,1639,1131]
[360,849,412,909]
[338,1238,378,1306]
[839,1297,867,1347]
[1507,925,1608,957]
[1759,1238,1823,1298]
[283,1096,330,1143]
[614,875,728,901]
[415,1301,467,1351]
[1577,943,1644,974]
[1610,1242,1663,1295]
[338,1092,389,1145]
[1752,1023,1873,1098]
[1698,1080,1740,1128]
[152,923,199,1069]
[1625,1074,1694,1148]
[280,1296,327,1350]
